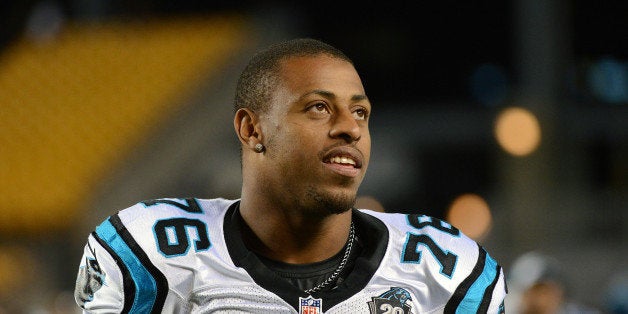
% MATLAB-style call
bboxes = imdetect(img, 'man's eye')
[353,108,368,120]
[309,103,329,113]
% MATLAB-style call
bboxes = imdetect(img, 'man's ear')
[234,108,263,150]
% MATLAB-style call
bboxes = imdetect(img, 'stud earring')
[254,143,264,153]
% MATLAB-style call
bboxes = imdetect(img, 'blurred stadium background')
[0,0,626,312]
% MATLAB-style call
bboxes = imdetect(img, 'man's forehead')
[277,55,363,90]
[278,54,351,73]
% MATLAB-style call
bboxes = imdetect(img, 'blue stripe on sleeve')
[455,253,499,313]
[96,219,157,314]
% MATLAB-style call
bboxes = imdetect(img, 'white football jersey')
[74,198,507,313]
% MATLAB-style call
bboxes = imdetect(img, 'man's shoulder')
[358,209,466,240]
[359,209,492,278]
[92,197,238,261]
[360,209,506,311]
[114,197,237,223]
[90,198,239,246]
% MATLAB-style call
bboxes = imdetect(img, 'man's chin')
[305,186,356,215]
[324,202,354,215]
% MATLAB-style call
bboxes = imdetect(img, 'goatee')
[306,186,355,215]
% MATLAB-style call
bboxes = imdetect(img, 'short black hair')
[233,38,353,114]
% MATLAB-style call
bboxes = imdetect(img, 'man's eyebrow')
[300,89,368,102]
[351,94,368,102]
[300,89,335,100]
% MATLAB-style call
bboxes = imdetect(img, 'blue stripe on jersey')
[96,219,157,314]
[455,252,499,313]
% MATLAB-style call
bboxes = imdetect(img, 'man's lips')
[322,146,364,177]
[322,146,363,168]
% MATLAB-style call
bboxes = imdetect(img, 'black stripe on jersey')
[92,231,136,313]
[109,214,169,314]
[477,264,502,313]
[444,244,486,313]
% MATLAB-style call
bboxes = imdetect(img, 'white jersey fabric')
[74,198,507,313]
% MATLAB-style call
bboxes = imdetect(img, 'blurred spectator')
[603,270,628,314]
[508,251,601,314]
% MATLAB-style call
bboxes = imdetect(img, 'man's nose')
[328,110,361,143]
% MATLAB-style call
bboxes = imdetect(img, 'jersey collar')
[223,201,389,312]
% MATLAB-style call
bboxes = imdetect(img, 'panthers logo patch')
[367,287,413,314]
[74,245,105,307]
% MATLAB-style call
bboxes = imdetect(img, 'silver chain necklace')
[304,221,355,294]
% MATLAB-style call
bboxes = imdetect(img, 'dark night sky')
[2,1,626,105]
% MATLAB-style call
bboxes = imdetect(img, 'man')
[74,38,507,313]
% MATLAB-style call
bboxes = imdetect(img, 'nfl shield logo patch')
[299,296,322,314]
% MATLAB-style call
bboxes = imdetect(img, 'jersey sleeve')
[73,198,220,313]
[443,244,507,313]
[422,217,507,314]
[73,211,171,313]
[488,267,507,313]
[74,231,126,313]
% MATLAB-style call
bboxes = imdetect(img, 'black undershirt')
[225,201,390,311]
[254,232,363,292]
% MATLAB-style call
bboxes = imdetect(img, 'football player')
[74,38,507,313]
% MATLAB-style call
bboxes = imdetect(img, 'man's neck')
[238,198,353,264]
